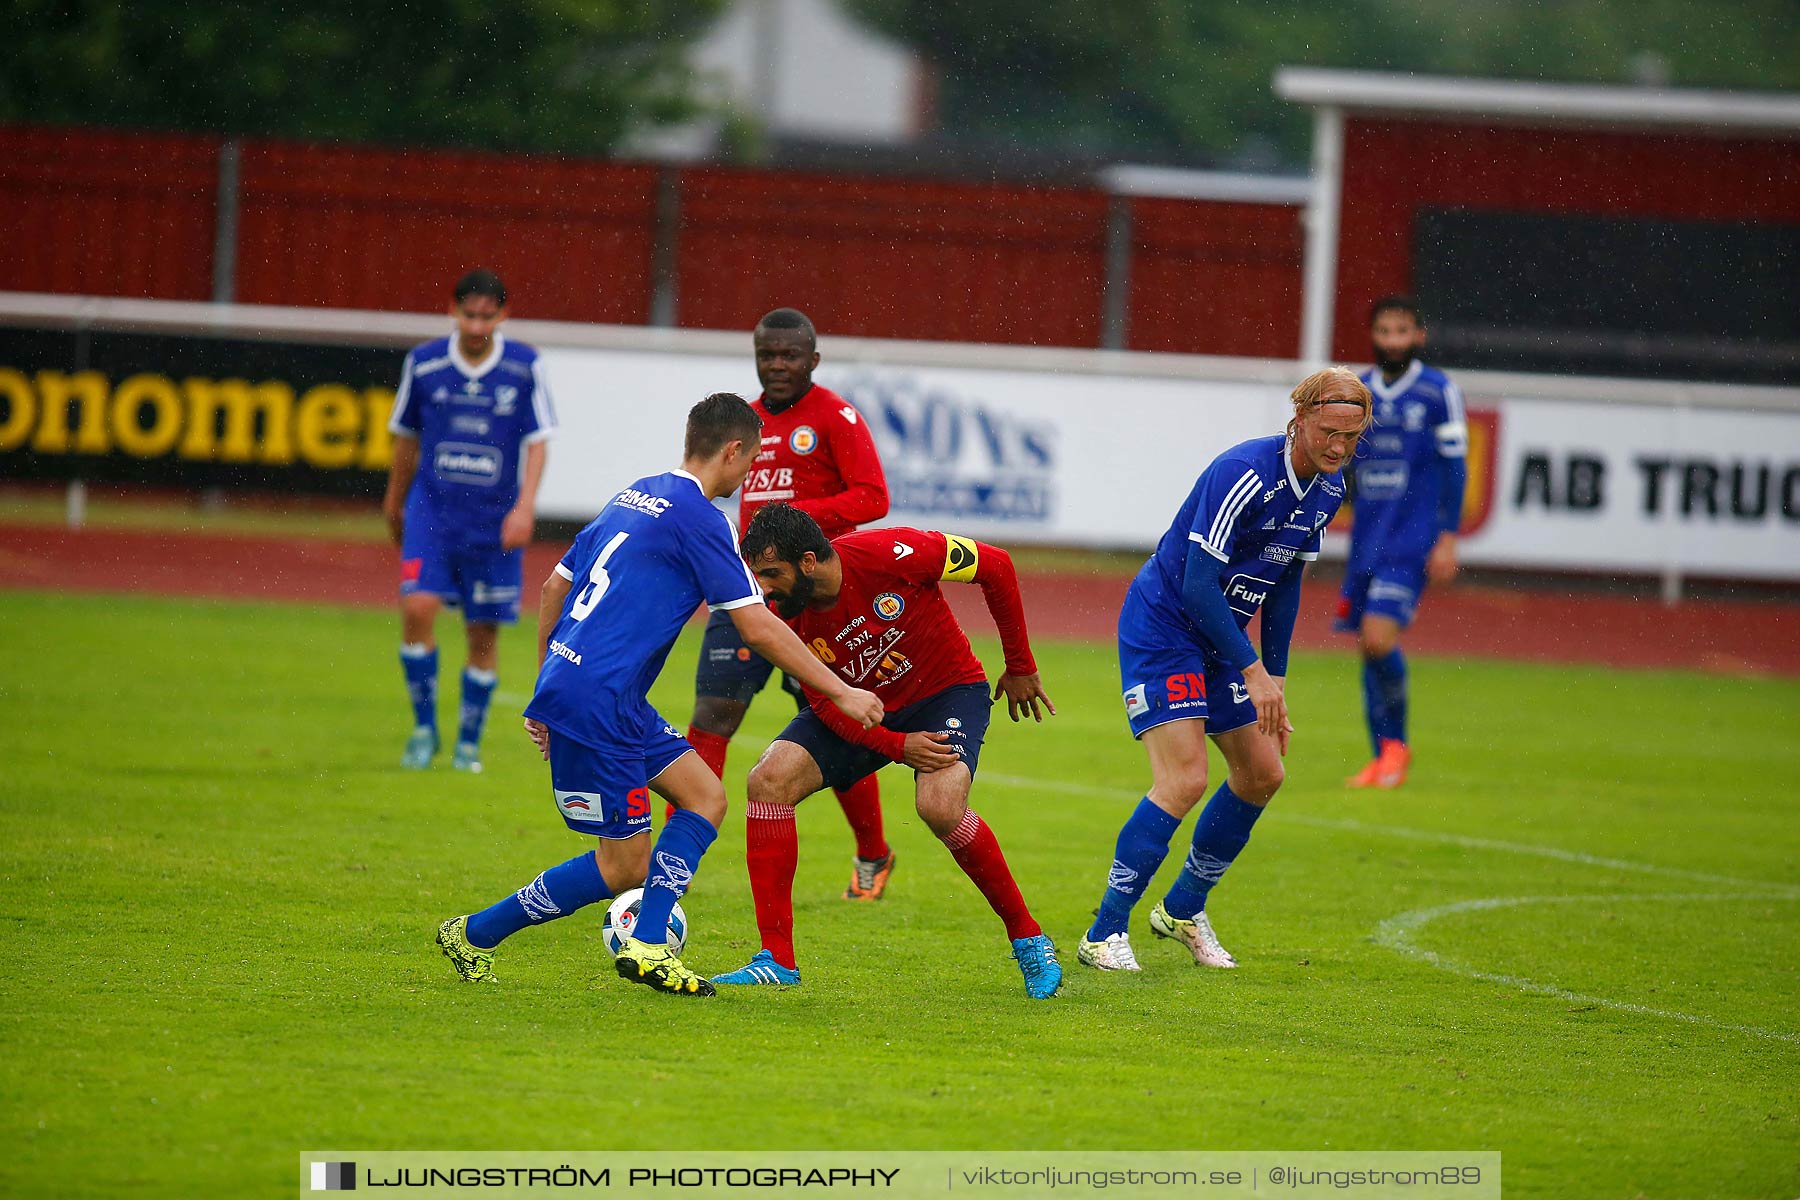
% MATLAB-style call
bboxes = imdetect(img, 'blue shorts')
[1117,593,1256,739]
[693,608,803,707]
[399,497,522,624]
[1335,560,1427,632]
[546,710,691,839]
[775,681,992,792]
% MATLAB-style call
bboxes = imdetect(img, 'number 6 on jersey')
[570,531,629,621]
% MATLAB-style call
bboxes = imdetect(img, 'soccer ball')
[602,887,687,956]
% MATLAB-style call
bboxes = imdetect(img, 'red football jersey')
[788,528,1037,761]
[742,384,888,540]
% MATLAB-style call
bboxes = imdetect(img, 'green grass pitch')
[1,590,1796,1198]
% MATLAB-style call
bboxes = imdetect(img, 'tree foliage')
[848,0,1800,166]
[1,0,726,154]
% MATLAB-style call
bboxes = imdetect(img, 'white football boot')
[1150,901,1238,969]
[1076,931,1143,971]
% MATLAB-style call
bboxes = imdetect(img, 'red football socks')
[939,810,1041,940]
[686,726,730,779]
[832,775,889,861]
[745,800,800,969]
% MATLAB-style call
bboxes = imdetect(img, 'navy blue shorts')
[1117,593,1256,739]
[693,608,803,707]
[775,681,992,792]
[546,711,689,839]
[1335,560,1427,632]
[399,497,522,624]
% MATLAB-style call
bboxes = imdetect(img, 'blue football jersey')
[388,332,556,530]
[524,470,763,748]
[1127,433,1345,641]
[1350,361,1466,566]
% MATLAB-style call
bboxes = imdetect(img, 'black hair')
[1369,294,1423,326]
[454,268,508,307]
[684,392,762,460]
[740,502,833,566]
[754,307,817,351]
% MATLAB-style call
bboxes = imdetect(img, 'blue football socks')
[459,666,498,746]
[400,642,438,732]
[1087,798,1180,941]
[635,809,718,945]
[465,850,611,950]
[1161,782,1265,920]
[1365,648,1409,747]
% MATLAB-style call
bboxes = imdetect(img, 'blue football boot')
[1012,933,1064,999]
[710,949,802,986]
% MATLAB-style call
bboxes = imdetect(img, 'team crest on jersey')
[789,426,819,455]
[494,385,518,415]
[873,592,905,620]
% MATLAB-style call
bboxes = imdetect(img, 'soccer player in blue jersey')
[1339,297,1468,789]
[1078,368,1371,972]
[383,269,556,774]
[435,393,883,997]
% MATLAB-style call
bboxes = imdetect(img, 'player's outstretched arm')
[729,603,883,729]
[382,435,419,545]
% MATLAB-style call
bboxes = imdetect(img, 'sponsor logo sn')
[1230,681,1249,705]
[892,541,915,559]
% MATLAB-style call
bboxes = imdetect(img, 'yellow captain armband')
[941,533,980,582]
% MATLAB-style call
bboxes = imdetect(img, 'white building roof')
[1273,67,1800,134]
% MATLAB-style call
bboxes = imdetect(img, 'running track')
[2,524,1796,677]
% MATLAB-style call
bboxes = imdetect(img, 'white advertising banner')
[536,345,1290,547]
[536,343,1800,580]
[1466,397,1800,580]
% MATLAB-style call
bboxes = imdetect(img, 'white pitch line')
[983,768,1800,1041]
[1374,892,1800,1044]
[980,771,1796,895]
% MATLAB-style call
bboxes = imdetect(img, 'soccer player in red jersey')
[709,504,1064,999]
[685,309,896,900]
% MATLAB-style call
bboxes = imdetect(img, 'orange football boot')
[1373,738,1411,789]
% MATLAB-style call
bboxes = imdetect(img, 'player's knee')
[1151,761,1210,813]
[745,762,801,810]
[597,839,650,894]
[914,791,966,838]
[1234,761,1284,805]
[690,696,747,739]
[684,775,729,826]
[1359,625,1399,658]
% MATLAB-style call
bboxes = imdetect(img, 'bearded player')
[710,503,1063,999]
[1079,368,1370,973]
[684,309,896,900]
[1340,296,1469,789]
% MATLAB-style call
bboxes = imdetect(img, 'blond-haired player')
[1079,368,1372,972]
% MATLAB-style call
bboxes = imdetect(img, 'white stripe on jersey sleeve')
[522,357,558,445]
[1187,530,1228,561]
[707,508,766,612]
[387,349,419,437]
[1435,379,1468,457]
[1203,468,1262,558]
[553,562,575,581]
